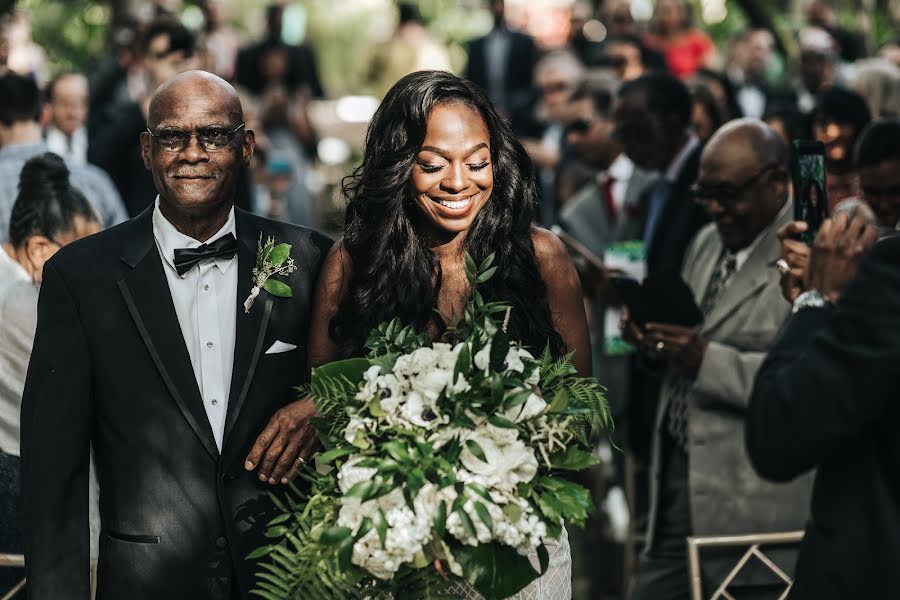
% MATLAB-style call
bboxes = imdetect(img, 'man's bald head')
[148,70,243,128]
[697,118,789,252]
[704,117,788,169]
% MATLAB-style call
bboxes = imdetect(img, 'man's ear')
[242,129,256,168]
[140,131,152,171]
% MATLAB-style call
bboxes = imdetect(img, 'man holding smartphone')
[626,119,813,599]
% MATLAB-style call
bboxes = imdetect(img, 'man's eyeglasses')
[145,123,245,153]
[691,164,780,207]
[565,117,594,135]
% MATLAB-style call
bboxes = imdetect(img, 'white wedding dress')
[443,527,572,600]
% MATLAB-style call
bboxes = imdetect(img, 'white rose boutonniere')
[243,234,297,313]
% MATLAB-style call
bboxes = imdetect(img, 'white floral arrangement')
[250,254,611,600]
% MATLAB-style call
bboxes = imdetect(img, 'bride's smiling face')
[412,102,493,238]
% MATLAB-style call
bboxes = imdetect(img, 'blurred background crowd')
[0,0,899,598]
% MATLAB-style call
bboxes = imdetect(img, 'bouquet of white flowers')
[250,254,612,600]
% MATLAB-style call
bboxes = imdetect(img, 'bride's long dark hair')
[332,70,563,357]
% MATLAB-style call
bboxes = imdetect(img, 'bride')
[307,70,590,599]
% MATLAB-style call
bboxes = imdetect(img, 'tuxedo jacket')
[747,235,900,599]
[21,206,332,599]
[646,212,812,581]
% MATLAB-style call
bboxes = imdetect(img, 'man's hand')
[620,310,648,351]
[806,212,878,303]
[245,397,318,485]
[777,221,811,303]
[644,322,709,375]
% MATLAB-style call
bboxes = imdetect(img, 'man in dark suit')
[234,3,324,98]
[747,210,889,599]
[21,71,332,599]
[611,72,709,537]
[464,0,538,133]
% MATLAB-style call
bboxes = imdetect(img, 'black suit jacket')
[643,145,708,276]
[747,235,900,598]
[465,29,537,131]
[21,207,332,599]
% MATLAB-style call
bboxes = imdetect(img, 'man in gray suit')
[559,80,657,410]
[626,119,813,599]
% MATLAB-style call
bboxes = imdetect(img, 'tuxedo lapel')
[223,210,273,449]
[117,208,218,458]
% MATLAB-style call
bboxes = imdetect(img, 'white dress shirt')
[602,153,636,213]
[152,198,237,452]
[44,125,88,164]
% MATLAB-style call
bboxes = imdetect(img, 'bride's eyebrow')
[418,143,489,158]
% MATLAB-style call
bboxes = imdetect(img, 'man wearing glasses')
[627,119,813,599]
[22,71,332,599]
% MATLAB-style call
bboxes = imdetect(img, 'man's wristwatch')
[792,290,831,314]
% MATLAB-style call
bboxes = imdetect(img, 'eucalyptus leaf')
[263,278,292,298]
[246,545,273,560]
[269,243,292,266]
[455,507,477,540]
[475,266,498,284]
[549,446,599,471]
[488,414,519,429]
[318,446,356,464]
[435,500,448,537]
[478,252,496,273]
[318,526,352,546]
[465,439,488,463]
[473,501,493,531]
[464,253,477,279]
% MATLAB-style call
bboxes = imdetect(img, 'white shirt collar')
[664,134,699,183]
[734,199,791,271]
[605,153,635,182]
[152,196,237,278]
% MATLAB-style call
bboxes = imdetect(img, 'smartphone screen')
[792,140,827,245]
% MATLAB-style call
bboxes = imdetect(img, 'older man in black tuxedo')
[21,71,331,599]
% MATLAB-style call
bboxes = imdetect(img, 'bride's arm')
[307,239,353,369]
[532,227,592,377]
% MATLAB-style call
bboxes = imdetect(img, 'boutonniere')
[243,235,297,313]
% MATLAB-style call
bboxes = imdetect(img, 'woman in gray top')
[0,153,100,587]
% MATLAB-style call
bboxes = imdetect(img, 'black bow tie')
[173,233,238,276]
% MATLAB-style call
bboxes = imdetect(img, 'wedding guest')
[89,17,199,217]
[612,72,708,535]
[0,72,125,245]
[855,119,900,231]
[306,69,586,600]
[796,27,838,113]
[746,211,884,599]
[604,34,668,82]
[0,154,102,585]
[22,71,331,599]
[234,3,324,98]
[200,0,240,80]
[812,86,871,211]
[43,72,90,164]
[521,50,585,225]
[626,119,812,599]
[464,0,538,132]
[846,57,900,119]
[643,0,720,78]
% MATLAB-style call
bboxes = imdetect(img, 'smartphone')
[792,140,827,245]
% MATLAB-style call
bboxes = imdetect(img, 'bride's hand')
[245,397,319,485]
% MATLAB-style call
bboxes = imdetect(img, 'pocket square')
[265,340,298,355]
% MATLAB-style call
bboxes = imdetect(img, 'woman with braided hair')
[0,152,100,587]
